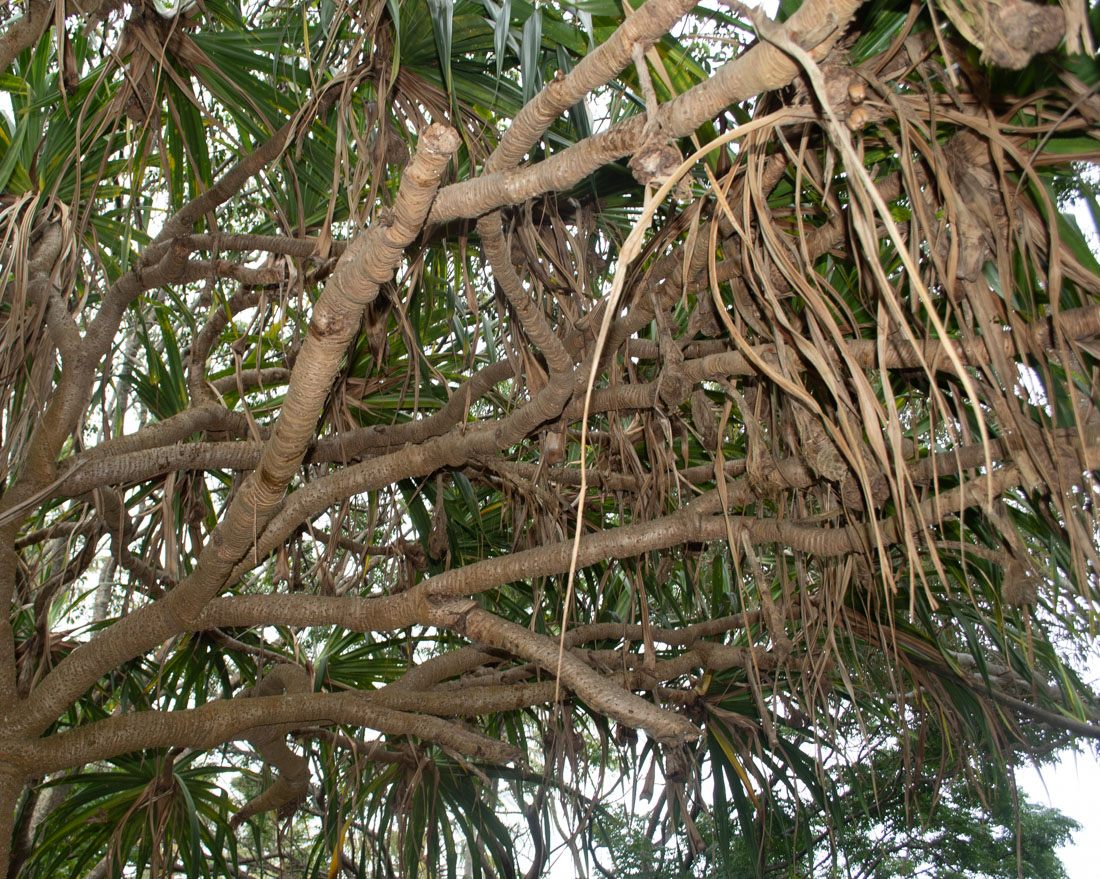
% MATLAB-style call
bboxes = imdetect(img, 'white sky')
[1020,747,1100,877]
[1017,614,1100,877]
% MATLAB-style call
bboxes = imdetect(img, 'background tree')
[600,752,1082,879]
[0,0,1098,876]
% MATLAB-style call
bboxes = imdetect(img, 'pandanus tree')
[0,0,1098,875]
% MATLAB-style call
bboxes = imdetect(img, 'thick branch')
[184,466,1054,648]
[427,0,863,224]
[50,299,1100,501]
[0,1,52,73]
[231,665,311,827]
[62,359,514,493]
[2,692,521,777]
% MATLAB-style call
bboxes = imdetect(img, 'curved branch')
[2,691,522,778]
[189,467,1049,641]
[429,600,700,744]
[56,359,517,497]
[71,405,259,469]
[188,290,264,404]
[211,367,292,396]
[231,665,311,827]
[473,0,699,375]
[224,361,582,584]
[427,0,863,224]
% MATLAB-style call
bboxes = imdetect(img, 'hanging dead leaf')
[663,743,690,784]
[840,468,890,510]
[1003,561,1039,607]
[396,536,427,572]
[688,292,721,338]
[656,552,674,585]
[428,495,449,562]
[690,388,719,452]
[614,723,638,747]
[364,288,393,367]
[640,748,657,801]
[791,405,847,482]
[274,544,291,585]
[541,423,566,466]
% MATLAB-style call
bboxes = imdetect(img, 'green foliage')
[23,754,237,879]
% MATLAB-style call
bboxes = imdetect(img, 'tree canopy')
[0,0,1099,875]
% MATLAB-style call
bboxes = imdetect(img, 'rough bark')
[0,1,53,74]
[0,761,25,879]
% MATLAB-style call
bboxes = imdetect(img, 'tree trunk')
[0,762,26,878]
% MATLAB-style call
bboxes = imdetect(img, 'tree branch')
[0,0,52,73]
[429,600,700,744]
[427,0,863,224]
[2,691,522,777]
